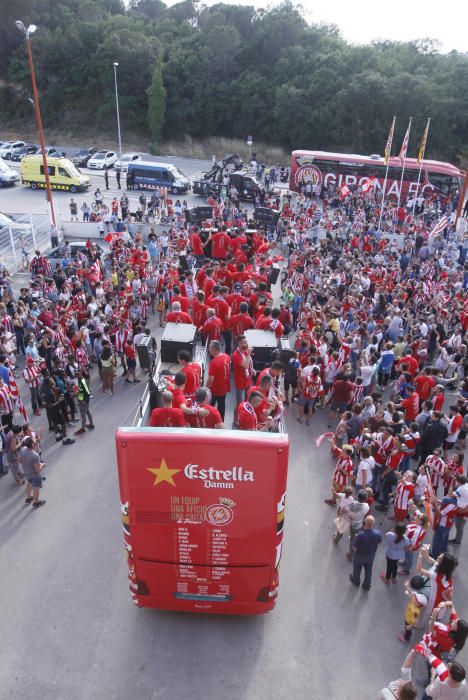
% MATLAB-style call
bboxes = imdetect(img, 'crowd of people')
[1,160,468,696]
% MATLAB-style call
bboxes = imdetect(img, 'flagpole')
[397,117,412,209]
[378,115,396,233]
[412,118,431,220]
[378,162,391,232]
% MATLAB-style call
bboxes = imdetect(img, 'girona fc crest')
[295,163,322,187]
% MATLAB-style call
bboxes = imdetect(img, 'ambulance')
[20,155,91,192]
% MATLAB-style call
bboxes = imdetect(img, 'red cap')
[26,357,34,365]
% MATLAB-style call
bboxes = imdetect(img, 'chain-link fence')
[0,205,63,274]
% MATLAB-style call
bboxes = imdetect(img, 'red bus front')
[116,428,289,615]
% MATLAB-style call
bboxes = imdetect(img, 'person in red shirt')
[210,227,231,259]
[206,340,230,420]
[232,335,254,424]
[124,339,140,384]
[211,286,232,354]
[238,391,273,431]
[189,227,205,260]
[171,286,191,313]
[171,372,210,421]
[398,387,420,423]
[396,353,419,379]
[177,350,201,398]
[255,307,284,338]
[192,291,208,328]
[246,381,276,428]
[148,390,185,427]
[200,309,223,342]
[230,302,254,338]
[414,368,436,403]
[214,262,232,290]
[227,283,248,315]
[185,387,224,429]
[203,270,216,298]
[165,301,193,325]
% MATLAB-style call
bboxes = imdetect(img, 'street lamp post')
[113,62,122,159]
[15,20,57,228]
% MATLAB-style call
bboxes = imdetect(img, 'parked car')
[11,144,40,162]
[43,146,66,158]
[71,147,98,168]
[47,240,106,265]
[114,152,142,172]
[87,150,118,169]
[0,212,33,236]
[0,159,20,187]
[0,141,26,159]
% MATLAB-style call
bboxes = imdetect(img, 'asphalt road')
[0,295,467,700]
[0,179,466,698]
[0,155,213,221]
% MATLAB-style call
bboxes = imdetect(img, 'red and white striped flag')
[340,184,351,200]
[362,177,375,194]
[384,116,396,165]
[398,118,412,161]
[7,368,28,422]
[429,214,448,240]
[315,432,335,448]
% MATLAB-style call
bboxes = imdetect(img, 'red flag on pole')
[384,116,396,165]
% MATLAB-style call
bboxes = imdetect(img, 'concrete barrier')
[62,221,169,241]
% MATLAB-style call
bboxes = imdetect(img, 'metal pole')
[24,32,57,228]
[113,62,122,159]
[455,171,468,225]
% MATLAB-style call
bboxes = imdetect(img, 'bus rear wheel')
[31,182,38,190]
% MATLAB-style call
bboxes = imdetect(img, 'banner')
[384,116,396,165]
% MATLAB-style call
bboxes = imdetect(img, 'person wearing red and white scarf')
[23,357,42,415]
[426,451,447,495]
[324,445,354,505]
[414,602,467,683]
[398,508,428,575]
[0,376,15,427]
[392,472,416,522]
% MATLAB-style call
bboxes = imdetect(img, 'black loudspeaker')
[136,335,155,370]
[185,207,213,225]
[268,266,280,285]
[160,323,197,363]
[279,337,294,364]
[254,207,280,226]
[245,329,278,370]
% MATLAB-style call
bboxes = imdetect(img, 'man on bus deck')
[185,387,224,429]
[148,390,185,428]
[177,350,201,399]
[238,391,274,432]
[165,301,193,325]
[170,372,210,422]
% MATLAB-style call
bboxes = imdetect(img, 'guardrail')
[0,206,62,274]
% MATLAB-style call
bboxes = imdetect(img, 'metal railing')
[0,204,62,274]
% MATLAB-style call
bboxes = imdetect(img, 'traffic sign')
[247,135,253,146]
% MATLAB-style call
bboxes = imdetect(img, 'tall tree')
[147,51,166,145]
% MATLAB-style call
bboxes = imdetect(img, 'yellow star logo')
[147,458,181,487]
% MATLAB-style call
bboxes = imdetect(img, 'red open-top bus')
[290,150,464,202]
[116,427,288,615]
